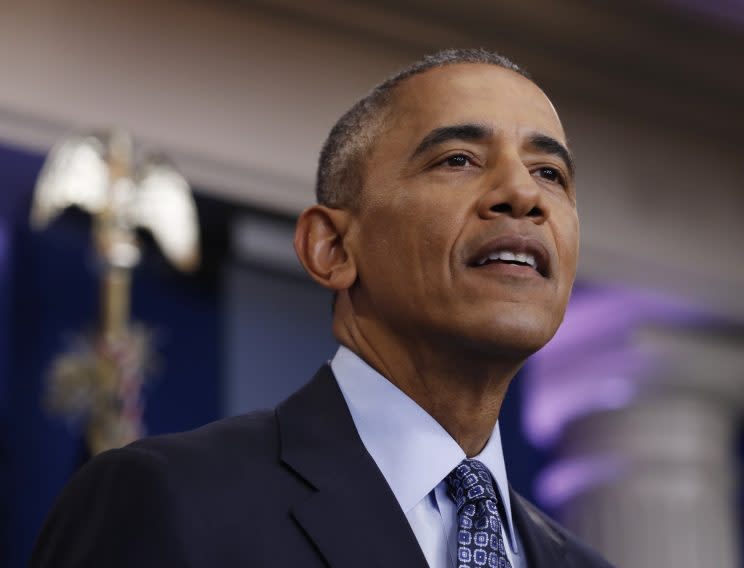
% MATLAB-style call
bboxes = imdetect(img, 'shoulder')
[78,409,281,487]
[126,409,279,472]
[31,410,292,567]
[31,410,312,567]
[89,409,292,509]
[512,493,615,568]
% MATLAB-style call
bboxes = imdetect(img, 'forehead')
[386,63,566,144]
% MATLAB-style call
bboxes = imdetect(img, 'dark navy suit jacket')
[31,366,613,567]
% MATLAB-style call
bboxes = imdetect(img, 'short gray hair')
[315,48,531,208]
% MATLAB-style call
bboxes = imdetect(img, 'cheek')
[356,195,465,295]
[355,206,416,279]
[555,209,580,271]
[399,199,469,287]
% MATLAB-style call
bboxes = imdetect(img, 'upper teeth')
[477,250,537,269]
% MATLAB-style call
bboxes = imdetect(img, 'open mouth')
[475,250,538,270]
[467,236,550,277]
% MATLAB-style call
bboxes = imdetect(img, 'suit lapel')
[277,365,428,568]
[510,489,567,567]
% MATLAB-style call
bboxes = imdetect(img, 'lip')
[465,234,551,277]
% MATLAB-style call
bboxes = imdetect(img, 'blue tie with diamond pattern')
[446,459,512,568]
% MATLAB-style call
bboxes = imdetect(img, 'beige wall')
[0,0,409,208]
[0,0,740,317]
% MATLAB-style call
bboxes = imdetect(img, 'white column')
[525,289,744,567]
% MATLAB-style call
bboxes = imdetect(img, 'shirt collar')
[330,345,518,551]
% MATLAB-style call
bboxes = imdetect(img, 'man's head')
[295,48,579,363]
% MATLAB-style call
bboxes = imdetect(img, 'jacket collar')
[331,345,519,553]
[276,365,429,568]
[277,364,569,567]
[510,489,568,566]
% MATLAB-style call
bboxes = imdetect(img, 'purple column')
[524,285,743,567]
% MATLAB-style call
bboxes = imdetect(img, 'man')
[32,49,612,567]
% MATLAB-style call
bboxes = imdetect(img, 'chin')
[456,306,562,359]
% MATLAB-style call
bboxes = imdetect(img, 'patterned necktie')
[446,459,512,568]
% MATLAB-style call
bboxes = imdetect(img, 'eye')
[438,153,474,168]
[533,166,566,186]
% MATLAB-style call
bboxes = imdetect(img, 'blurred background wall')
[0,0,741,566]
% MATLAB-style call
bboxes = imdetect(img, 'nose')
[476,155,546,223]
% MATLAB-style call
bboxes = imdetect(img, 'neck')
[334,309,525,457]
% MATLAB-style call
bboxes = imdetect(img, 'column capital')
[524,285,744,447]
[524,285,744,567]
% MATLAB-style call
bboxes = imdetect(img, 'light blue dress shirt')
[331,346,526,568]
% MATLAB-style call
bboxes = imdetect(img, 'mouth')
[467,235,550,278]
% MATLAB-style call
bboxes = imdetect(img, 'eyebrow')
[527,133,575,180]
[410,122,576,179]
[410,123,493,159]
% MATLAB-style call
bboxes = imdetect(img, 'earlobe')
[294,205,357,291]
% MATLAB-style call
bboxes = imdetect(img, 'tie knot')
[446,459,499,510]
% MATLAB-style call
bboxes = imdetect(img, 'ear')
[294,205,357,291]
